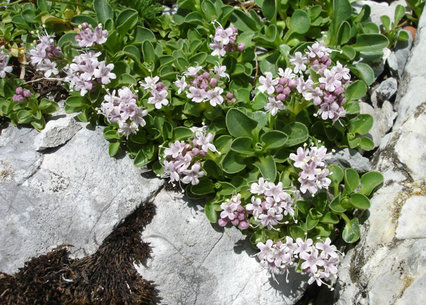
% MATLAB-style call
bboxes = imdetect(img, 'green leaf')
[70,15,98,27]
[201,0,217,21]
[17,110,33,124]
[351,62,375,86]
[349,114,373,135]
[134,143,155,167]
[215,135,232,154]
[349,193,370,209]
[225,108,257,138]
[337,21,352,45]
[394,4,406,23]
[65,96,88,109]
[328,164,344,185]
[58,33,79,48]
[231,137,254,155]
[352,34,389,60]
[330,196,346,213]
[108,141,120,157]
[359,136,374,150]
[396,30,410,42]
[254,155,276,181]
[380,15,391,32]
[142,41,155,64]
[230,9,259,32]
[173,126,193,140]
[260,130,288,150]
[342,217,361,243]
[116,9,138,36]
[93,0,113,24]
[320,212,340,224]
[296,200,311,215]
[191,178,215,195]
[359,171,384,196]
[344,168,360,194]
[221,150,246,174]
[204,201,219,223]
[283,122,309,147]
[123,45,141,62]
[290,225,306,239]
[261,0,276,21]
[289,9,310,34]
[203,159,223,179]
[341,45,356,61]
[134,26,156,43]
[39,98,59,114]
[345,80,367,101]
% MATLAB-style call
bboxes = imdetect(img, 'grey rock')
[327,148,371,173]
[388,30,414,78]
[353,0,407,26]
[137,189,307,305]
[0,125,164,274]
[375,77,398,102]
[333,9,426,305]
[33,115,82,151]
[359,101,397,148]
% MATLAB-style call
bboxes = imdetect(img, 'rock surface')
[333,9,426,305]
[137,189,308,305]
[327,148,371,173]
[0,123,163,274]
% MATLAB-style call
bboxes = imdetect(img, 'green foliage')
[0,0,388,285]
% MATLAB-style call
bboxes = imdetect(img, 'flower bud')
[288,79,298,89]
[275,84,284,93]
[279,78,288,85]
[12,94,24,102]
[237,43,245,51]
[231,218,240,226]
[282,87,291,96]
[239,220,249,230]
[23,90,31,98]
[210,78,218,87]
[276,93,286,101]
[218,218,228,227]
[15,87,23,95]
[226,92,234,99]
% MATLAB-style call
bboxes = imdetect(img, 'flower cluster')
[290,145,331,195]
[257,41,351,122]
[140,76,169,109]
[0,50,12,78]
[28,33,61,77]
[246,178,295,229]
[209,23,243,58]
[75,23,108,47]
[163,129,217,186]
[64,51,116,96]
[100,86,148,138]
[257,237,339,287]
[218,194,250,230]
[174,65,233,106]
[12,87,31,103]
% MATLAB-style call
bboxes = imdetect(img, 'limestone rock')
[388,31,414,79]
[327,148,371,173]
[0,124,164,274]
[359,101,397,148]
[137,189,308,305]
[33,115,82,151]
[353,0,407,26]
[374,77,398,103]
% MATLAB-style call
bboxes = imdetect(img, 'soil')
[0,202,159,305]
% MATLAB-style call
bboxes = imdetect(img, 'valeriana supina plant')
[174,64,231,106]
[162,128,218,186]
[100,86,148,138]
[28,32,62,77]
[209,21,244,58]
[75,23,108,48]
[218,194,250,230]
[256,237,340,288]
[140,76,170,109]
[64,51,116,96]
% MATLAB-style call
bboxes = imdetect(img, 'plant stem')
[339,212,351,225]
[24,77,64,85]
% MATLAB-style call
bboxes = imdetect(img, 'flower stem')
[24,77,64,85]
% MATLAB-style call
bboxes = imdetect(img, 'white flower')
[264,96,284,116]
[278,67,296,79]
[187,86,207,103]
[184,65,203,77]
[213,65,229,79]
[258,72,278,95]
[181,162,205,185]
[206,87,224,106]
[194,131,217,153]
[290,51,308,74]
[174,76,188,94]
[141,76,159,90]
